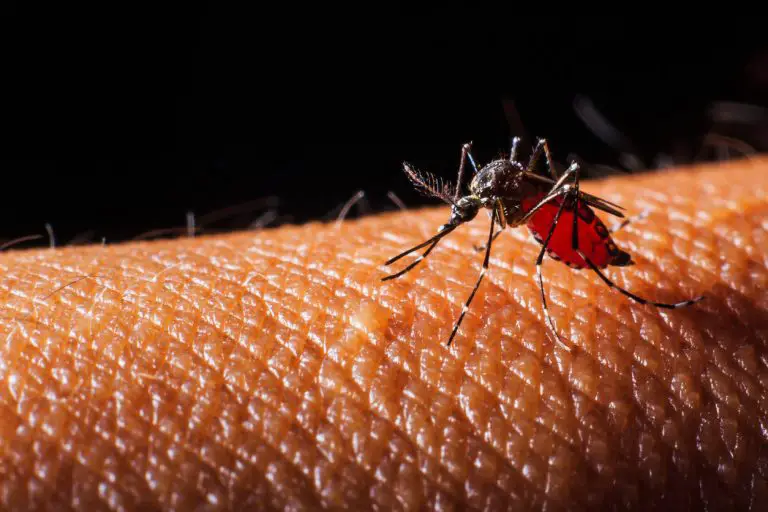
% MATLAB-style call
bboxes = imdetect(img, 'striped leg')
[534,186,576,351]
[528,163,583,350]
[577,254,705,309]
[475,201,508,252]
[454,142,479,202]
[609,209,650,234]
[473,229,502,252]
[527,137,561,181]
[534,161,584,351]
[446,208,497,346]
[509,136,522,162]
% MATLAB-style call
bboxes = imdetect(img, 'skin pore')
[0,157,766,511]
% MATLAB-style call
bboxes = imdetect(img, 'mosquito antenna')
[403,163,457,207]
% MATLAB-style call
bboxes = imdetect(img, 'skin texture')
[0,157,767,511]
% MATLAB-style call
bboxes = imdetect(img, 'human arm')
[0,157,766,510]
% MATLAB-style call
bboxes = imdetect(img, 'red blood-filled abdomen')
[521,195,630,269]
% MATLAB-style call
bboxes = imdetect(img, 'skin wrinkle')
[38,264,224,508]
[275,225,540,506]
[13,229,544,512]
[5,341,105,507]
[164,304,310,504]
[458,281,586,483]
[384,250,552,503]
[169,264,327,507]
[0,158,767,509]
[254,264,380,504]
[240,236,403,505]
[68,279,161,507]
[347,295,484,504]
[444,230,645,493]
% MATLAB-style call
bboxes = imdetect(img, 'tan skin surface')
[0,157,767,511]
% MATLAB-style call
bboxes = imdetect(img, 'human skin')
[0,157,766,511]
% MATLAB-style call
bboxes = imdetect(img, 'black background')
[2,8,766,246]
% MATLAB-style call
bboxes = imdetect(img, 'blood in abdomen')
[521,195,621,269]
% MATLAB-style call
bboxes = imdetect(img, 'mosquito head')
[448,195,481,226]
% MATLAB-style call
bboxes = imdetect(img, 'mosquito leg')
[567,177,704,309]
[577,251,705,309]
[526,138,545,177]
[454,142,479,203]
[570,162,582,253]
[534,189,575,351]
[473,230,502,252]
[517,162,580,227]
[527,138,560,180]
[474,202,507,252]
[531,160,582,350]
[509,136,521,162]
[447,209,497,346]
[609,209,650,234]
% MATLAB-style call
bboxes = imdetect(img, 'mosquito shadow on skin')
[525,277,766,509]
[643,281,768,509]
[634,273,768,380]
[681,281,768,351]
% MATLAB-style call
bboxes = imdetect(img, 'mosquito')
[381,138,705,349]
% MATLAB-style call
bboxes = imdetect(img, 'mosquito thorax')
[469,158,528,200]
